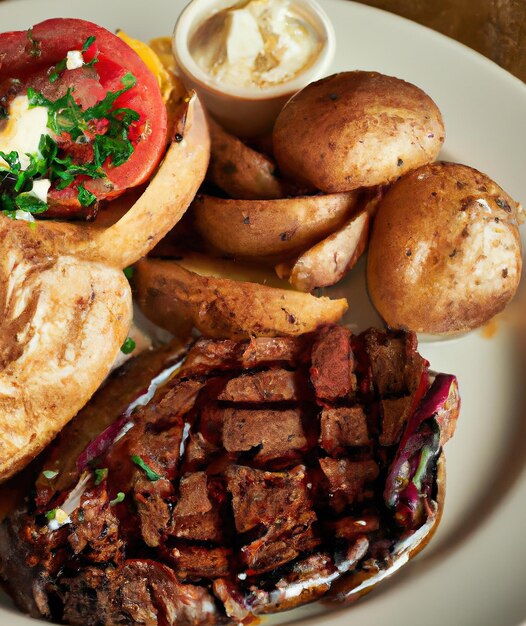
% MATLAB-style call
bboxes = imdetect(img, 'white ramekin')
[172,0,336,138]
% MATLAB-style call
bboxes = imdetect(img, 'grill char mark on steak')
[0,325,451,625]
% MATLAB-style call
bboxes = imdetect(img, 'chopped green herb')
[45,509,57,521]
[49,57,67,83]
[84,73,137,121]
[123,266,134,280]
[2,72,140,218]
[81,36,99,67]
[78,184,97,207]
[131,455,162,482]
[84,56,99,69]
[0,151,21,173]
[0,106,7,120]
[42,470,59,480]
[15,193,48,214]
[26,28,41,58]
[94,468,108,486]
[121,337,136,355]
[82,36,96,53]
[110,492,125,506]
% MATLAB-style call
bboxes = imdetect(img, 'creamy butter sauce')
[189,0,323,89]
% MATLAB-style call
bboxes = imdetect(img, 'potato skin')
[276,208,370,292]
[273,71,444,193]
[134,257,348,340]
[192,191,360,260]
[207,117,283,200]
[367,162,523,334]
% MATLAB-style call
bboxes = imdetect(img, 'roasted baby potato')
[134,254,348,339]
[276,208,370,292]
[208,118,284,200]
[273,71,444,193]
[367,161,523,334]
[192,191,361,260]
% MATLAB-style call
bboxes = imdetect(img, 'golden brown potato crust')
[134,257,348,340]
[207,118,283,200]
[273,71,444,193]
[367,162,523,334]
[192,191,360,260]
[276,208,370,292]
[0,220,133,482]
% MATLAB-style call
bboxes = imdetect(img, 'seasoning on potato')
[192,190,361,261]
[367,161,523,334]
[133,254,348,340]
[273,71,444,193]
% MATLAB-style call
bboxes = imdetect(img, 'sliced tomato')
[0,18,168,217]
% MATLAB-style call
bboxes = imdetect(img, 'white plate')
[1,1,525,625]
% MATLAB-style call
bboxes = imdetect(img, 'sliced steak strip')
[171,473,223,543]
[324,513,380,541]
[68,485,122,563]
[241,513,319,575]
[320,406,370,455]
[134,478,174,548]
[226,465,319,574]
[241,336,310,367]
[218,368,301,403]
[61,567,111,626]
[109,560,219,626]
[319,458,380,512]
[181,336,309,376]
[180,339,244,375]
[363,329,426,397]
[379,396,413,446]
[225,465,314,534]
[310,326,356,401]
[222,407,307,463]
[166,544,231,580]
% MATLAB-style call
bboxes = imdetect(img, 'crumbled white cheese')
[29,178,51,203]
[66,49,84,70]
[13,210,36,223]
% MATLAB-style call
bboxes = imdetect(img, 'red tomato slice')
[0,18,168,217]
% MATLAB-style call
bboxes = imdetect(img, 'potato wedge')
[193,191,361,259]
[208,117,284,200]
[134,254,348,339]
[276,209,370,292]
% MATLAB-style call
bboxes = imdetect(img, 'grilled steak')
[0,325,460,625]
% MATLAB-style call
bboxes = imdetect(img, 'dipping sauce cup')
[172,0,336,138]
